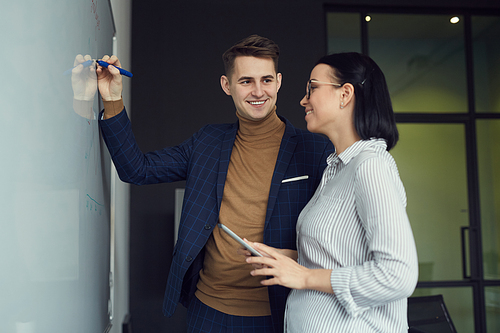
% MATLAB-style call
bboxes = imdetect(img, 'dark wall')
[129,0,499,331]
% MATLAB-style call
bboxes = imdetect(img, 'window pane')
[391,124,469,281]
[368,14,468,113]
[477,120,500,279]
[486,286,500,332]
[326,12,361,54]
[473,16,500,113]
[411,287,474,333]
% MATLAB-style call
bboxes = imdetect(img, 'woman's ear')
[340,83,355,108]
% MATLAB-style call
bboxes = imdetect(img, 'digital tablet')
[218,223,263,257]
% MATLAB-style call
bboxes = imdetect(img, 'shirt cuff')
[331,267,369,317]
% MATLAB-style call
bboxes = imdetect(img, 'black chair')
[122,314,132,333]
[408,295,457,333]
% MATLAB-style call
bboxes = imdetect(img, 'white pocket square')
[282,175,309,183]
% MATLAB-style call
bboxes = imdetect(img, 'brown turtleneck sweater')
[195,107,285,316]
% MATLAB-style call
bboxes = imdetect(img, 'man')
[97,35,333,332]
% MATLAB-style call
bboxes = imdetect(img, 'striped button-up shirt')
[285,139,418,332]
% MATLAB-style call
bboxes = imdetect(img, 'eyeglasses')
[306,79,343,99]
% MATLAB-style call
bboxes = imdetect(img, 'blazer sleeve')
[99,108,192,185]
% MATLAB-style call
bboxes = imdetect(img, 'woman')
[245,53,418,332]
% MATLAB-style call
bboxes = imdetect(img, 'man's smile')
[247,100,266,106]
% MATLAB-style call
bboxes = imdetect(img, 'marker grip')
[97,60,133,78]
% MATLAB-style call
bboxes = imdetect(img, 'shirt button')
[204,224,212,230]
[185,256,193,262]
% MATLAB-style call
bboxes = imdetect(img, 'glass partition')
[391,124,469,281]
[325,8,500,332]
[472,16,500,114]
[477,119,500,280]
[326,12,361,54]
[486,286,500,332]
[368,13,467,113]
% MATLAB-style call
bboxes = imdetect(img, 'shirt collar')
[327,138,387,166]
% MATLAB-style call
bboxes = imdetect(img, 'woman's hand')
[246,242,334,293]
[237,240,298,270]
[245,242,311,290]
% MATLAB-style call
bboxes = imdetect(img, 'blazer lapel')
[216,122,238,211]
[265,118,297,225]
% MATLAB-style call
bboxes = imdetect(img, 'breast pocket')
[275,178,311,231]
[302,194,345,243]
[279,176,311,204]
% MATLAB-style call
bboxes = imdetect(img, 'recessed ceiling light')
[450,16,460,24]
[365,15,371,22]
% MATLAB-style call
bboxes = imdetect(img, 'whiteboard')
[0,1,115,332]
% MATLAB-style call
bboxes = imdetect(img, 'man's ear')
[276,73,283,92]
[221,75,231,96]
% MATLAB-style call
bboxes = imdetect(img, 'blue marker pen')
[97,60,133,78]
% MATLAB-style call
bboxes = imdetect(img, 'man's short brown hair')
[222,35,280,78]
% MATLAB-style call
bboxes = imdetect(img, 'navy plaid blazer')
[99,108,333,332]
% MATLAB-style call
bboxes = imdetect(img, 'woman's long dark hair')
[316,52,399,150]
